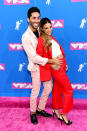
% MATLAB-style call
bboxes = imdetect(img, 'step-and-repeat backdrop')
[0,0,87,98]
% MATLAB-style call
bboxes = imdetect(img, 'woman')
[36,18,73,125]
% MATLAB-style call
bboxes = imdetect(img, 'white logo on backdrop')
[80,18,87,29]
[46,0,51,5]
[15,20,23,30]
[0,65,4,70]
[18,63,26,72]
[70,42,87,50]
[5,0,30,4]
[6,0,29,3]
[72,84,87,90]
[51,20,64,28]
[12,83,32,89]
[78,63,87,72]
[6,0,11,3]
[9,43,23,50]
[52,21,63,28]
[13,0,29,3]
[12,83,87,90]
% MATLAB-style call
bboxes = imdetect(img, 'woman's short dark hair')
[27,7,40,19]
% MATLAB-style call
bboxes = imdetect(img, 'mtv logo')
[12,82,32,89]
[80,18,87,29]
[0,64,5,70]
[46,0,51,5]
[4,0,30,5]
[70,42,87,50]
[9,43,24,50]
[18,63,26,72]
[71,84,87,90]
[71,0,87,2]
[78,63,87,72]
[15,20,23,31]
[51,20,64,28]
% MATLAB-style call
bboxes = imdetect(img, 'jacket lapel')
[27,27,38,48]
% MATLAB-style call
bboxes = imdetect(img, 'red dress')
[36,35,73,114]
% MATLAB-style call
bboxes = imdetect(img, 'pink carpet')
[0,97,87,131]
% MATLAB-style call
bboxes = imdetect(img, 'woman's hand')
[66,65,68,71]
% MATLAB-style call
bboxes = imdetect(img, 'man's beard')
[30,22,39,29]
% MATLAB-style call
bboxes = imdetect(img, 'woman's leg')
[52,69,73,114]
[52,79,63,119]
[52,69,73,124]
[52,79,63,109]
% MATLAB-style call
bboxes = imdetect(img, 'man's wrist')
[48,59,53,63]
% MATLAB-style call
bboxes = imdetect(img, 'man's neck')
[29,25,37,32]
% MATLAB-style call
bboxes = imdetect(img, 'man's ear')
[27,18,30,23]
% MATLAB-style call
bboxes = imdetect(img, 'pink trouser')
[30,70,52,113]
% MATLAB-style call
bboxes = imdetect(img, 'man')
[22,7,62,124]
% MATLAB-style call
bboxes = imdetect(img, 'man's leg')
[30,71,41,124]
[37,80,52,117]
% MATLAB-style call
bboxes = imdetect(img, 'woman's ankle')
[62,114,68,122]
[53,109,60,116]
[53,109,59,111]
[62,113,67,117]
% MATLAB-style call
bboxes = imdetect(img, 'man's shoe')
[30,114,38,124]
[36,110,52,117]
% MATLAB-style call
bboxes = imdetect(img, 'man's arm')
[22,36,48,66]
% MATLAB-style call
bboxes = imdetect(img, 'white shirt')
[51,39,62,58]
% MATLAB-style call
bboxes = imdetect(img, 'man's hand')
[52,57,63,66]
[48,57,63,66]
